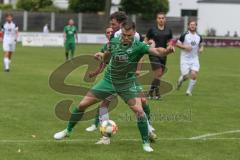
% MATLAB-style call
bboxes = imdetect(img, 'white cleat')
[143,143,154,152]
[86,124,97,132]
[95,136,110,145]
[186,91,192,96]
[54,129,70,140]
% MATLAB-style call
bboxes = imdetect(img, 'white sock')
[178,75,184,82]
[4,57,10,70]
[187,79,197,93]
[99,106,109,124]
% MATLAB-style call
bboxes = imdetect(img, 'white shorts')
[180,60,200,75]
[3,41,16,52]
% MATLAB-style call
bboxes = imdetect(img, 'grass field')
[0,44,240,160]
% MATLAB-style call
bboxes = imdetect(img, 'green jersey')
[104,37,150,84]
[64,25,77,43]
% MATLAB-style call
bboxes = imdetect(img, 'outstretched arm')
[148,45,175,57]
[88,62,106,78]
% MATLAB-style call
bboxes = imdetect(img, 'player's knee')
[191,72,198,80]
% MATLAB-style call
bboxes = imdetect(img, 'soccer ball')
[100,120,118,137]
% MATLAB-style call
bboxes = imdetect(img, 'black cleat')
[4,69,10,72]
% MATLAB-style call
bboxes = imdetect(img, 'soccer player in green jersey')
[54,20,174,152]
[64,19,78,60]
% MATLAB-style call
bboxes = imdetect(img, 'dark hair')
[188,19,197,26]
[110,11,127,23]
[121,19,136,31]
[156,12,166,18]
[105,24,112,30]
[5,13,13,17]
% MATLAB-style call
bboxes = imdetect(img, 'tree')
[17,0,53,11]
[120,0,169,19]
[69,0,105,13]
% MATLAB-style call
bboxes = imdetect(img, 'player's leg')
[177,62,190,90]
[127,97,153,152]
[65,43,70,61]
[186,62,199,96]
[54,79,115,139]
[54,91,100,140]
[69,43,76,60]
[148,56,166,99]
[186,70,198,96]
[3,42,13,72]
[86,99,111,132]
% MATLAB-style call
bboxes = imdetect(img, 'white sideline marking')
[189,130,240,140]
[0,137,240,143]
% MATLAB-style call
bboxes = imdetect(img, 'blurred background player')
[64,19,78,61]
[176,19,204,96]
[145,12,173,100]
[1,13,18,72]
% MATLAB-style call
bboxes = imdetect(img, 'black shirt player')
[145,12,173,99]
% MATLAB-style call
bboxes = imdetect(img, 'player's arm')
[15,25,19,42]
[88,60,106,78]
[198,36,204,53]
[148,45,175,57]
[176,33,192,51]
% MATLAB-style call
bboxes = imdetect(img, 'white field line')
[0,129,239,143]
[0,137,240,143]
[189,130,240,140]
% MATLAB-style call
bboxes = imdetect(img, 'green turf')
[0,44,240,160]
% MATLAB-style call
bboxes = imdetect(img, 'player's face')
[105,27,113,40]
[110,19,120,32]
[69,19,74,25]
[188,21,197,32]
[6,15,13,23]
[156,14,166,26]
[121,28,135,45]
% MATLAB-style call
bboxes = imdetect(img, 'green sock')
[137,115,149,144]
[143,103,151,122]
[70,50,74,59]
[67,107,85,132]
[65,51,69,60]
[94,107,100,127]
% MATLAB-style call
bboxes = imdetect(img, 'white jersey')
[178,31,203,62]
[114,29,141,41]
[2,21,18,43]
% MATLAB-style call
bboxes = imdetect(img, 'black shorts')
[149,55,167,71]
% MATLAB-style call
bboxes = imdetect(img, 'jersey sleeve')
[1,25,4,32]
[63,26,67,32]
[139,42,151,55]
[178,32,186,43]
[199,35,203,43]
[169,29,173,39]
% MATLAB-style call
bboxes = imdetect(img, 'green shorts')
[91,78,141,103]
[65,42,76,52]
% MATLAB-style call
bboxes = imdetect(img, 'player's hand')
[94,52,103,61]
[184,45,192,52]
[148,39,156,48]
[166,45,175,54]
